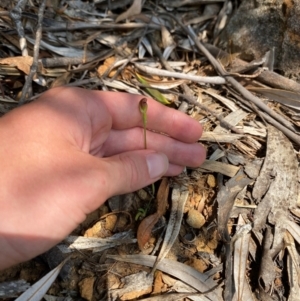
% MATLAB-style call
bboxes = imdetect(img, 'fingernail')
[146,152,169,179]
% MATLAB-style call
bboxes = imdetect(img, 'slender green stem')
[139,98,148,149]
[139,98,155,195]
[143,125,147,149]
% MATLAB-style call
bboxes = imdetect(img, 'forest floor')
[0,1,300,301]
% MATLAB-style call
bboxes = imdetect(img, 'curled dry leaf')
[137,178,169,250]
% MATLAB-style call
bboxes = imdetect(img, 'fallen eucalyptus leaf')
[115,0,142,23]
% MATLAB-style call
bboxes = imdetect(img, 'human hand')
[0,87,206,269]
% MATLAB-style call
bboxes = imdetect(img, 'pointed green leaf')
[136,73,171,105]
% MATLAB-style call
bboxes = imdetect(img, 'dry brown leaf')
[0,56,33,75]
[137,178,169,250]
[156,178,169,216]
[137,212,160,250]
[115,0,142,23]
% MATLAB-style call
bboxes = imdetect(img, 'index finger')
[89,90,203,143]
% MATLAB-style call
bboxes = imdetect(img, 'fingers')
[98,150,169,197]
[30,87,202,147]
[97,127,207,168]
[84,90,203,143]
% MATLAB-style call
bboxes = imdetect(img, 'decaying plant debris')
[0,0,300,300]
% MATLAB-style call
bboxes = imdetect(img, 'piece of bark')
[252,125,298,296]
[253,125,298,231]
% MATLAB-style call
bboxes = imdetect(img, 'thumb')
[101,150,169,197]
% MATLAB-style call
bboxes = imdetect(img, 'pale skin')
[0,87,206,270]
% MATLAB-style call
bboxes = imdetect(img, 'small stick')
[19,0,47,105]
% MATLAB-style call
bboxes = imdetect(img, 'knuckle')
[119,154,140,191]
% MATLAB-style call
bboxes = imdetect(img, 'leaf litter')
[0,1,299,301]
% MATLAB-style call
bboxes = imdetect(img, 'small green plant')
[135,207,148,221]
[139,98,148,149]
[139,98,155,195]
